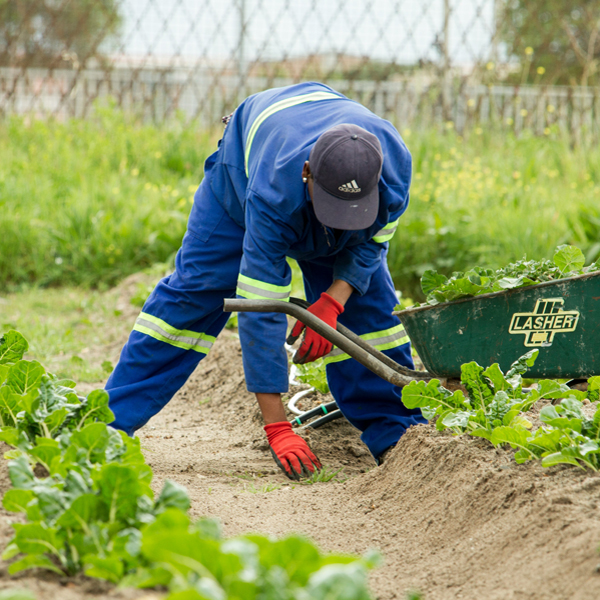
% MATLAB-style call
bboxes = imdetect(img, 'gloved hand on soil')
[264,421,322,480]
[287,292,344,364]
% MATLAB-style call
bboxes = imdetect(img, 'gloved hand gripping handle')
[223,297,440,388]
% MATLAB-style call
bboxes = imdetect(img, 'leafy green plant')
[403,349,600,471]
[419,245,595,306]
[0,329,378,598]
[295,359,329,394]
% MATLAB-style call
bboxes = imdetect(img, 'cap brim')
[312,181,379,230]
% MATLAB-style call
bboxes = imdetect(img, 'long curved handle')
[223,298,440,388]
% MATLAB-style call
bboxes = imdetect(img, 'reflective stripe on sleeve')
[236,274,291,301]
[244,91,342,176]
[373,218,400,243]
[323,324,409,365]
[133,313,215,354]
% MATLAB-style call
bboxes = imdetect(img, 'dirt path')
[2,277,600,599]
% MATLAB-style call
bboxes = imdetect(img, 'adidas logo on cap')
[338,180,361,193]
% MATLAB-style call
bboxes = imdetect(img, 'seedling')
[301,465,346,485]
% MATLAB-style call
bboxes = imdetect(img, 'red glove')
[287,292,344,364]
[264,421,322,480]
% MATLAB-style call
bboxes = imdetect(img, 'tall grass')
[2,107,598,298]
[389,125,600,298]
[1,103,214,290]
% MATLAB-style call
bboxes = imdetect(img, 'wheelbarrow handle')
[223,298,441,389]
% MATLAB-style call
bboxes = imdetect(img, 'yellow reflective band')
[244,91,342,176]
[236,273,291,302]
[373,218,400,244]
[324,324,410,365]
[133,312,215,354]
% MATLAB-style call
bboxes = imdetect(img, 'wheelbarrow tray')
[393,270,600,379]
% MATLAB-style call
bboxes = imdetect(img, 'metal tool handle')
[288,297,432,380]
[223,298,440,388]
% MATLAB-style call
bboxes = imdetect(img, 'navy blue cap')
[309,123,383,230]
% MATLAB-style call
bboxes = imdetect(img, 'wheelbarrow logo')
[508,298,580,347]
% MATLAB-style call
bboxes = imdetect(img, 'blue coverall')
[106,82,426,460]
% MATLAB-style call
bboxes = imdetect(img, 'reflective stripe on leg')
[133,312,216,354]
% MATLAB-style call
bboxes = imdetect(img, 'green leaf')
[305,562,372,600]
[97,463,144,523]
[155,480,191,514]
[120,565,173,588]
[553,244,585,274]
[56,494,106,531]
[0,331,29,365]
[0,388,23,427]
[7,554,64,576]
[461,362,494,410]
[8,456,35,489]
[71,422,110,461]
[588,376,600,402]
[0,426,21,446]
[542,446,596,470]
[440,410,471,430]
[77,390,115,427]
[402,379,467,412]
[539,405,582,433]
[505,350,539,379]
[28,445,61,471]
[2,542,19,560]
[7,360,45,395]
[421,270,447,295]
[482,363,510,393]
[490,426,531,450]
[83,555,124,583]
[295,360,329,394]
[12,522,64,556]
[3,488,35,513]
[43,407,68,435]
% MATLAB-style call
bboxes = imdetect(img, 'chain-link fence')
[1,1,599,138]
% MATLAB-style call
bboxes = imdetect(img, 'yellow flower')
[475,127,483,135]
[544,127,551,135]
[537,66,545,75]
[445,121,454,129]
[512,171,521,179]
[520,109,528,117]
[154,151,162,159]
[467,99,476,107]
[486,61,494,71]
[506,117,514,125]
[131,168,139,177]
[547,104,555,113]
[525,46,534,56]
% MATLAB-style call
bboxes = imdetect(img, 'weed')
[244,481,281,494]
[301,465,346,485]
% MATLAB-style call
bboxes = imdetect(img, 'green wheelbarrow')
[224,270,600,424]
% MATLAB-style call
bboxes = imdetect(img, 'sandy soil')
[2,275,600,599]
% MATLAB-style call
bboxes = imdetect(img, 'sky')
[116,0,497,67]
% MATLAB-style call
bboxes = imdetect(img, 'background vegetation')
[2,105,599,300]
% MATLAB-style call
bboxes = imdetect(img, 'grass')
[0,263,166,383]
[3,105,600,303]
[300,465,346,485]
[0,102,215,290]
[389,124,600,298]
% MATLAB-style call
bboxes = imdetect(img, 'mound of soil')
[2,287,600,598]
